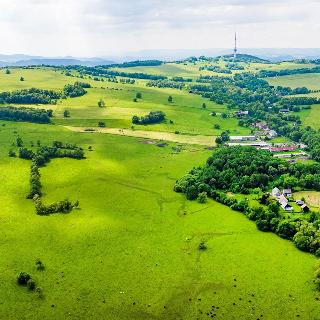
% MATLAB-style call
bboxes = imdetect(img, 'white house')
[278,195,293,211]
[272,187,281,197]
[229,136,257,142]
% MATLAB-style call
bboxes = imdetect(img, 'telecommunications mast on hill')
[233,32,237,60]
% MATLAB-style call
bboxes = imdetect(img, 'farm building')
[283,189,292,197]
[255,122,269,130]
[229,136,257,142]
[267,130,278,138]
[236,110,249,117]
[269,145,297,153]
[278,195,293,211]
[301,204,310,212]
[279,109,290,113]
[272,187,281,197]
[296,200,304,206]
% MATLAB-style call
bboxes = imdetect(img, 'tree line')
[0,106,53,123]
[258,66,320,78]
[146,79,184,90]
[0,88,61,104]
[15,140,84,214]
[64,65,167,81]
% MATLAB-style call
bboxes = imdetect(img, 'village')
[227,119,310,162]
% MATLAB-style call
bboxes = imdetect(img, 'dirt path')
[64,126,215,146]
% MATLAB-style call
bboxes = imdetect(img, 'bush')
[8,150,16,157]
[197,192,207,203]
[35,259,45,271]
[98,121,106,128]
[17,272,31,285]
[314,267,320,291]
[27,279,36,291]
[198,240,207,250]
[63,110,70,118]
[97,99,105,108]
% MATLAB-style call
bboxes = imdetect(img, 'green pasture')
[0,121,319,320]
[267,73,320,91]
[0,67,249,137]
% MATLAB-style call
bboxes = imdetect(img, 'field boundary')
[63,126,216,146]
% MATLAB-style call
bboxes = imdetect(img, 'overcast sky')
[0,0,319,57]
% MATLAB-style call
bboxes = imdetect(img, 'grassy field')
[1,121,320,320]
[298,104,320,129]
[267,74,320,91]
[0,67,249,137]
[1,64,320,319]
[294,191,320,211]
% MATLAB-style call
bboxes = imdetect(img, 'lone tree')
[5,69,10,74]
[136,92,142,99]
[20,76,25,81]
[98,99,105,108]
[168,95,173,103]
[63,110,70,118]
[202,103,207,109]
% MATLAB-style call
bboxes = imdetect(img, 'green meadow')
[1,63,320,319]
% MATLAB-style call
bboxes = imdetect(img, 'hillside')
[1,59,320,320]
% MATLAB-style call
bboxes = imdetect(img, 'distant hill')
[215,54,270,63]
[0,55,115,67]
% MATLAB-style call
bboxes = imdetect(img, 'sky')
[0,0,319,57]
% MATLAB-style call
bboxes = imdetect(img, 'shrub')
[35,259,45,271]
[27,279,36,291]
[97,99,105,108]
[8,150,16,157]
[198,240,207,250]
[63,110,70,118]
[197,192,207,203]
[314,266,320,291]
[136,92,142,99]
[98,121,106,128]
[17,272,31,285]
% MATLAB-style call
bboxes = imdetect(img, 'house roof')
[301,204,309,209]
[272,187,280,195]
[278,195,288,205]
[281,203,293,210]
[283,189,292,193]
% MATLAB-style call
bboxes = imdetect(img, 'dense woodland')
[0,106,52,123]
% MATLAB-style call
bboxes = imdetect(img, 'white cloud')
[0,0,319,56]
